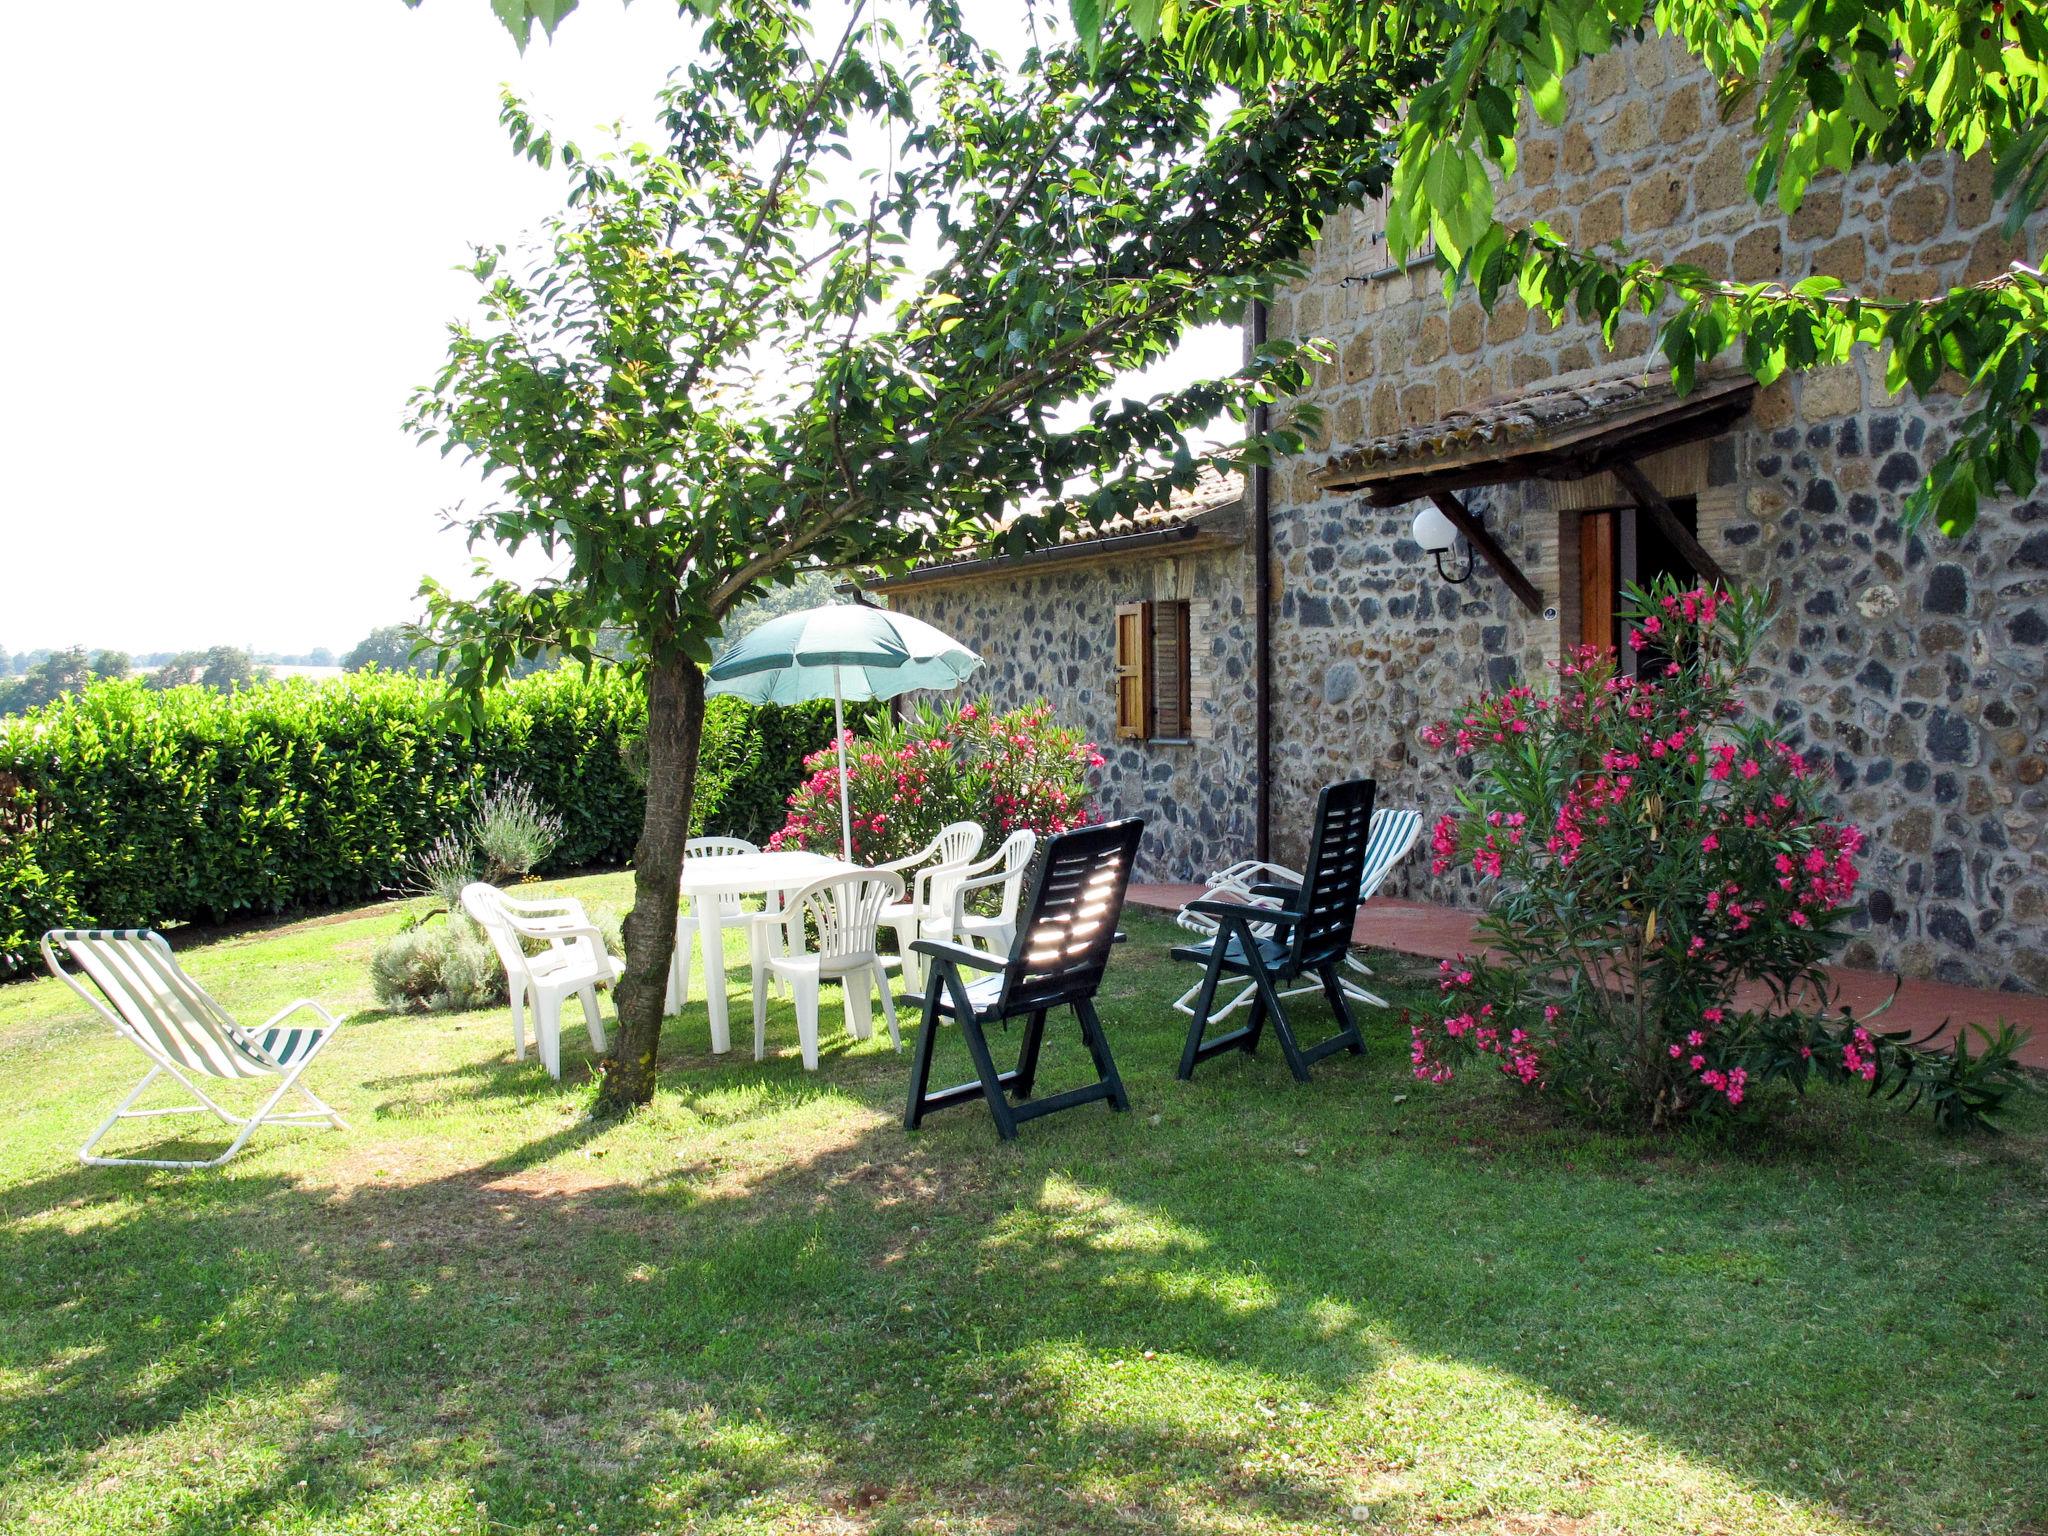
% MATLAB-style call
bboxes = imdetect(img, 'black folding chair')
[904,818,1144,1141]
[1173,778,1378,1083]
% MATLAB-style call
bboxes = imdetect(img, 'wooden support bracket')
[1610,458,1733,589]
[1429,491,1544,616]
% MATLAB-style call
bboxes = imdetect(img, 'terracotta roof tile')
[873,465,1245,588]
[1318,365,1753,490]
[1040,463,1244,544]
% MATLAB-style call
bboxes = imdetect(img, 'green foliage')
[1082,0,2048,536]
[0,647,94,716]
[0,671,836,978]
[147,646,270,693]
[341,624,434,675]
[343,623,559,679]
[0,827,74,980]
[402,0,582,53]
[409,3,1406,693]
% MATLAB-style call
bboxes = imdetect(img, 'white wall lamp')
[1411,502,1475,585]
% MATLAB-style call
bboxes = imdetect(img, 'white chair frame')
[1172,808,1425,1022]
[42,929,349,1170]
[947,829,1038,957]
[750,869,905,1070]
[876,821,985,993]
[669,836,761,1011]
[462,883,621,1079]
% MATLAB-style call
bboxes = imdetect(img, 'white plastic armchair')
[1172,807,1425,1021]
[41,928,349,1169]
[875,821,985,992]
[946,829,1038,957]
[669,836,760,1011]
[461,883,622,1079]
[749,869,905,1069]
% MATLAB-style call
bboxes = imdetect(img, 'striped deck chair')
[1172,806,1424,1023]
[41,929,349,1169]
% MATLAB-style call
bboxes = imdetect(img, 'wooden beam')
[1430,491,1544,615]
[1354,399,1757,505]
[1610,458,1733,589]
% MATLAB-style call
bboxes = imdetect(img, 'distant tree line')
[0,645,273,716]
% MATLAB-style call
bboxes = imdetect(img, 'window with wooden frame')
[1114,599,1192,741]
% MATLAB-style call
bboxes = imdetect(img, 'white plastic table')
[678,849,859,1053]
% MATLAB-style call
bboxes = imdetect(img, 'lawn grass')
[1,869,2043,1535]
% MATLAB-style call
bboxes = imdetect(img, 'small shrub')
[1411,577,2025,1132]
[768,698,1102,864]
[432,924,510,1011]
[370,920,507,1012]
[471,775,564,883]
[371,928,451,1011]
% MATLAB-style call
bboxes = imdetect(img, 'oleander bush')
[768,699,1102,865]
[1411,577,2025,1132]
[0,670,847,977]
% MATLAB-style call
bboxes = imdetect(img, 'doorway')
[1577,496,1699,673]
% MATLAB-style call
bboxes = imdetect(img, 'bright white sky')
[0,1,1238,658]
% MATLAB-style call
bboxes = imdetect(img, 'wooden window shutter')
[1113,603,1150,739]
[1150,600,1191,738]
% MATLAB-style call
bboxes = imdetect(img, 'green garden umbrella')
[705,604,983,860]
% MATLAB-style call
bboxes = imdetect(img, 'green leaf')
[1070,0,1104,63]
[490,0,532,51]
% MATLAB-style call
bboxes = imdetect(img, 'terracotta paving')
[1127,884,2048,1071]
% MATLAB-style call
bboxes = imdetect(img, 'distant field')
[261,664,346,681]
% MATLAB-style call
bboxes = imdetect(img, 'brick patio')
[1127,885,2048,1071]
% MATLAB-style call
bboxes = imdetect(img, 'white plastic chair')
[876,821,985,992]
[41,928,349,1169]
[461,883,622,1079]
[750,869,905,1070]
[1172,807,1424,1021]
[668,836,761,1011]
[947,829,1038,956]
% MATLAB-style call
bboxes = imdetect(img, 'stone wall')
[882,537,1260,884]
[1264,33,2048,991]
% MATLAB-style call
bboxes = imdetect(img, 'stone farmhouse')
[877,32,2048,995]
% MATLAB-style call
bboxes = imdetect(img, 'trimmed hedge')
[0,670,847,977]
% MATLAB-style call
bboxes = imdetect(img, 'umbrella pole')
[833,666,853,863]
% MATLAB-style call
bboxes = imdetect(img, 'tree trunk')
[598,654,705,1113]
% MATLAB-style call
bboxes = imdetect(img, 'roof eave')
[1316,374,1757,505]
[870,501,1245,593]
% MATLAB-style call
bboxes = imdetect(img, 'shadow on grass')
[2,935,2044,1535]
